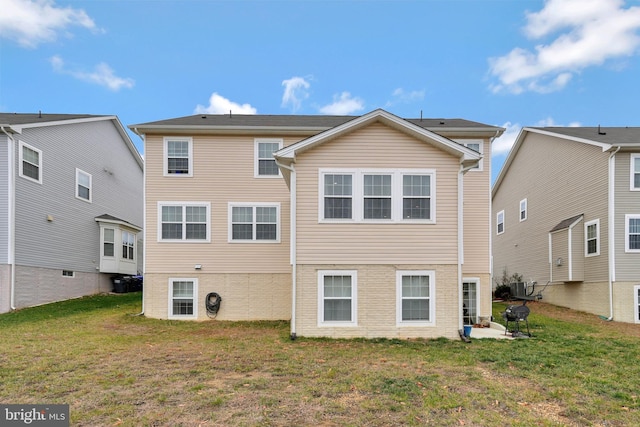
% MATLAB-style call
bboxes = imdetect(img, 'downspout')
[458,161,476,331]
[1,126,16,310]
[487,130,501,309]
[133,129,145,316]
[605,146,621,321]
[275,159,297,339]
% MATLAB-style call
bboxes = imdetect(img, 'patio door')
[463,279,479,325]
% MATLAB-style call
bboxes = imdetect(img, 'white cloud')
[0,0,100,48]
[492,117,582,157]
[50,55,134,91]
[492,122,522,157]
[386,88,425,107]
[319,92,365,115]
[281,76,311,112]
[489,0,640,94]
[194,92,257,115]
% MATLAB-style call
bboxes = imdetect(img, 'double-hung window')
[585,219,600,256]
[164,137,192,176]
[229,203,280,242]
[158,202,210,242]
[631,154,640,191]
[255,139,283,177]
[396,271,434,326]
[519,199,527,222]
[103,228,115,257]
[626,214,640,252]
[320,169,434,222]
[76,168,92,202]
[122,231,135,260]
[19,141,42,183]
[460,140,483,171]
[318,270,357,326]
[497,210,505,235]
[634,285,640,324]
[169,279,198,319]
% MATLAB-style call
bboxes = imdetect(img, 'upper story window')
[585,219,600,257]
[631,154,640,191]
[320,169,435,223]
[461,140,483,171]
[519,198,527,222]
[76,168,92,202]
[626,214,640,252]
[496,210,505,235]
[122,231,135,260]
[19,141,42,184]
[158,202,210,242]
[164,137,192,176]
[228,203,280,242]
[318,270,357,326]
[255,138,283,177]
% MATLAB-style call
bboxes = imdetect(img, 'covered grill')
[502,302,531,337]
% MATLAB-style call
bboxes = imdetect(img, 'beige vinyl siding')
[295,123,460,265]
[145,134,301,274]
[615,152,640,280]
[462,138,491,275]
[492,132,609,286]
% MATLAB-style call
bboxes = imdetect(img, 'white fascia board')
[275,109,480,162]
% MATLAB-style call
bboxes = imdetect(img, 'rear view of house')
[0,113,144,313]
[132,109,503,339]
[492,127,640,323]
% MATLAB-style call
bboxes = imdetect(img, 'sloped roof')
[493,126,640,197]
[129,112,503,137]
[0,113,104,126]
[95,214,142,231]
[0,112,143,170]
[549,214,584,233]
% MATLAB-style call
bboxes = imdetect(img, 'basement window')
[62,270,74,277]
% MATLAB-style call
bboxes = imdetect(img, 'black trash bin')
[112,277,127,293]
[130,275,143,292]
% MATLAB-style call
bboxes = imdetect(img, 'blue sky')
[2,0,640,183]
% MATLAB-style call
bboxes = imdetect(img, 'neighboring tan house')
[131,109,504,339]
[0,113,144,313]
[492,126,640,323]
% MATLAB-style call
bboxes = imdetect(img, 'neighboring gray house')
[492,126,640,323]
[0,113,143,313]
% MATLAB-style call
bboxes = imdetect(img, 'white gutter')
[1,126,16,310]
[275,159,297,339]
[458,161,477,330]
[134,131,146,316]
[606,146,621,321]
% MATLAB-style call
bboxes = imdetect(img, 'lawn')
[1,293,639,426]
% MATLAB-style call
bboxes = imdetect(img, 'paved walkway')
[467,322,515,340]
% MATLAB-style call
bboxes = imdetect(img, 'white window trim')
[227,202,281,243]
[458,139,483,171]
[163,137,193,177]
[519,198,527,222]
[122,230,136,260]
[18,140,42,184]
[102,227,115,258]
[585,219,600,257]
[318,168,436,224]
[157,202,211,243]
[463,277,480,326]
[396,270,435,327]
[631,153,640,191]
[62,270,75,278]
[635,285,640,324]
[496,210,505,235]
[625,214,640,253]
[168,278,198,319]
[254,138,283,178]
[75,168,92,203]
[317,270,358,327]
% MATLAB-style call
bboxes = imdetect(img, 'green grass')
[1,293,639,426]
